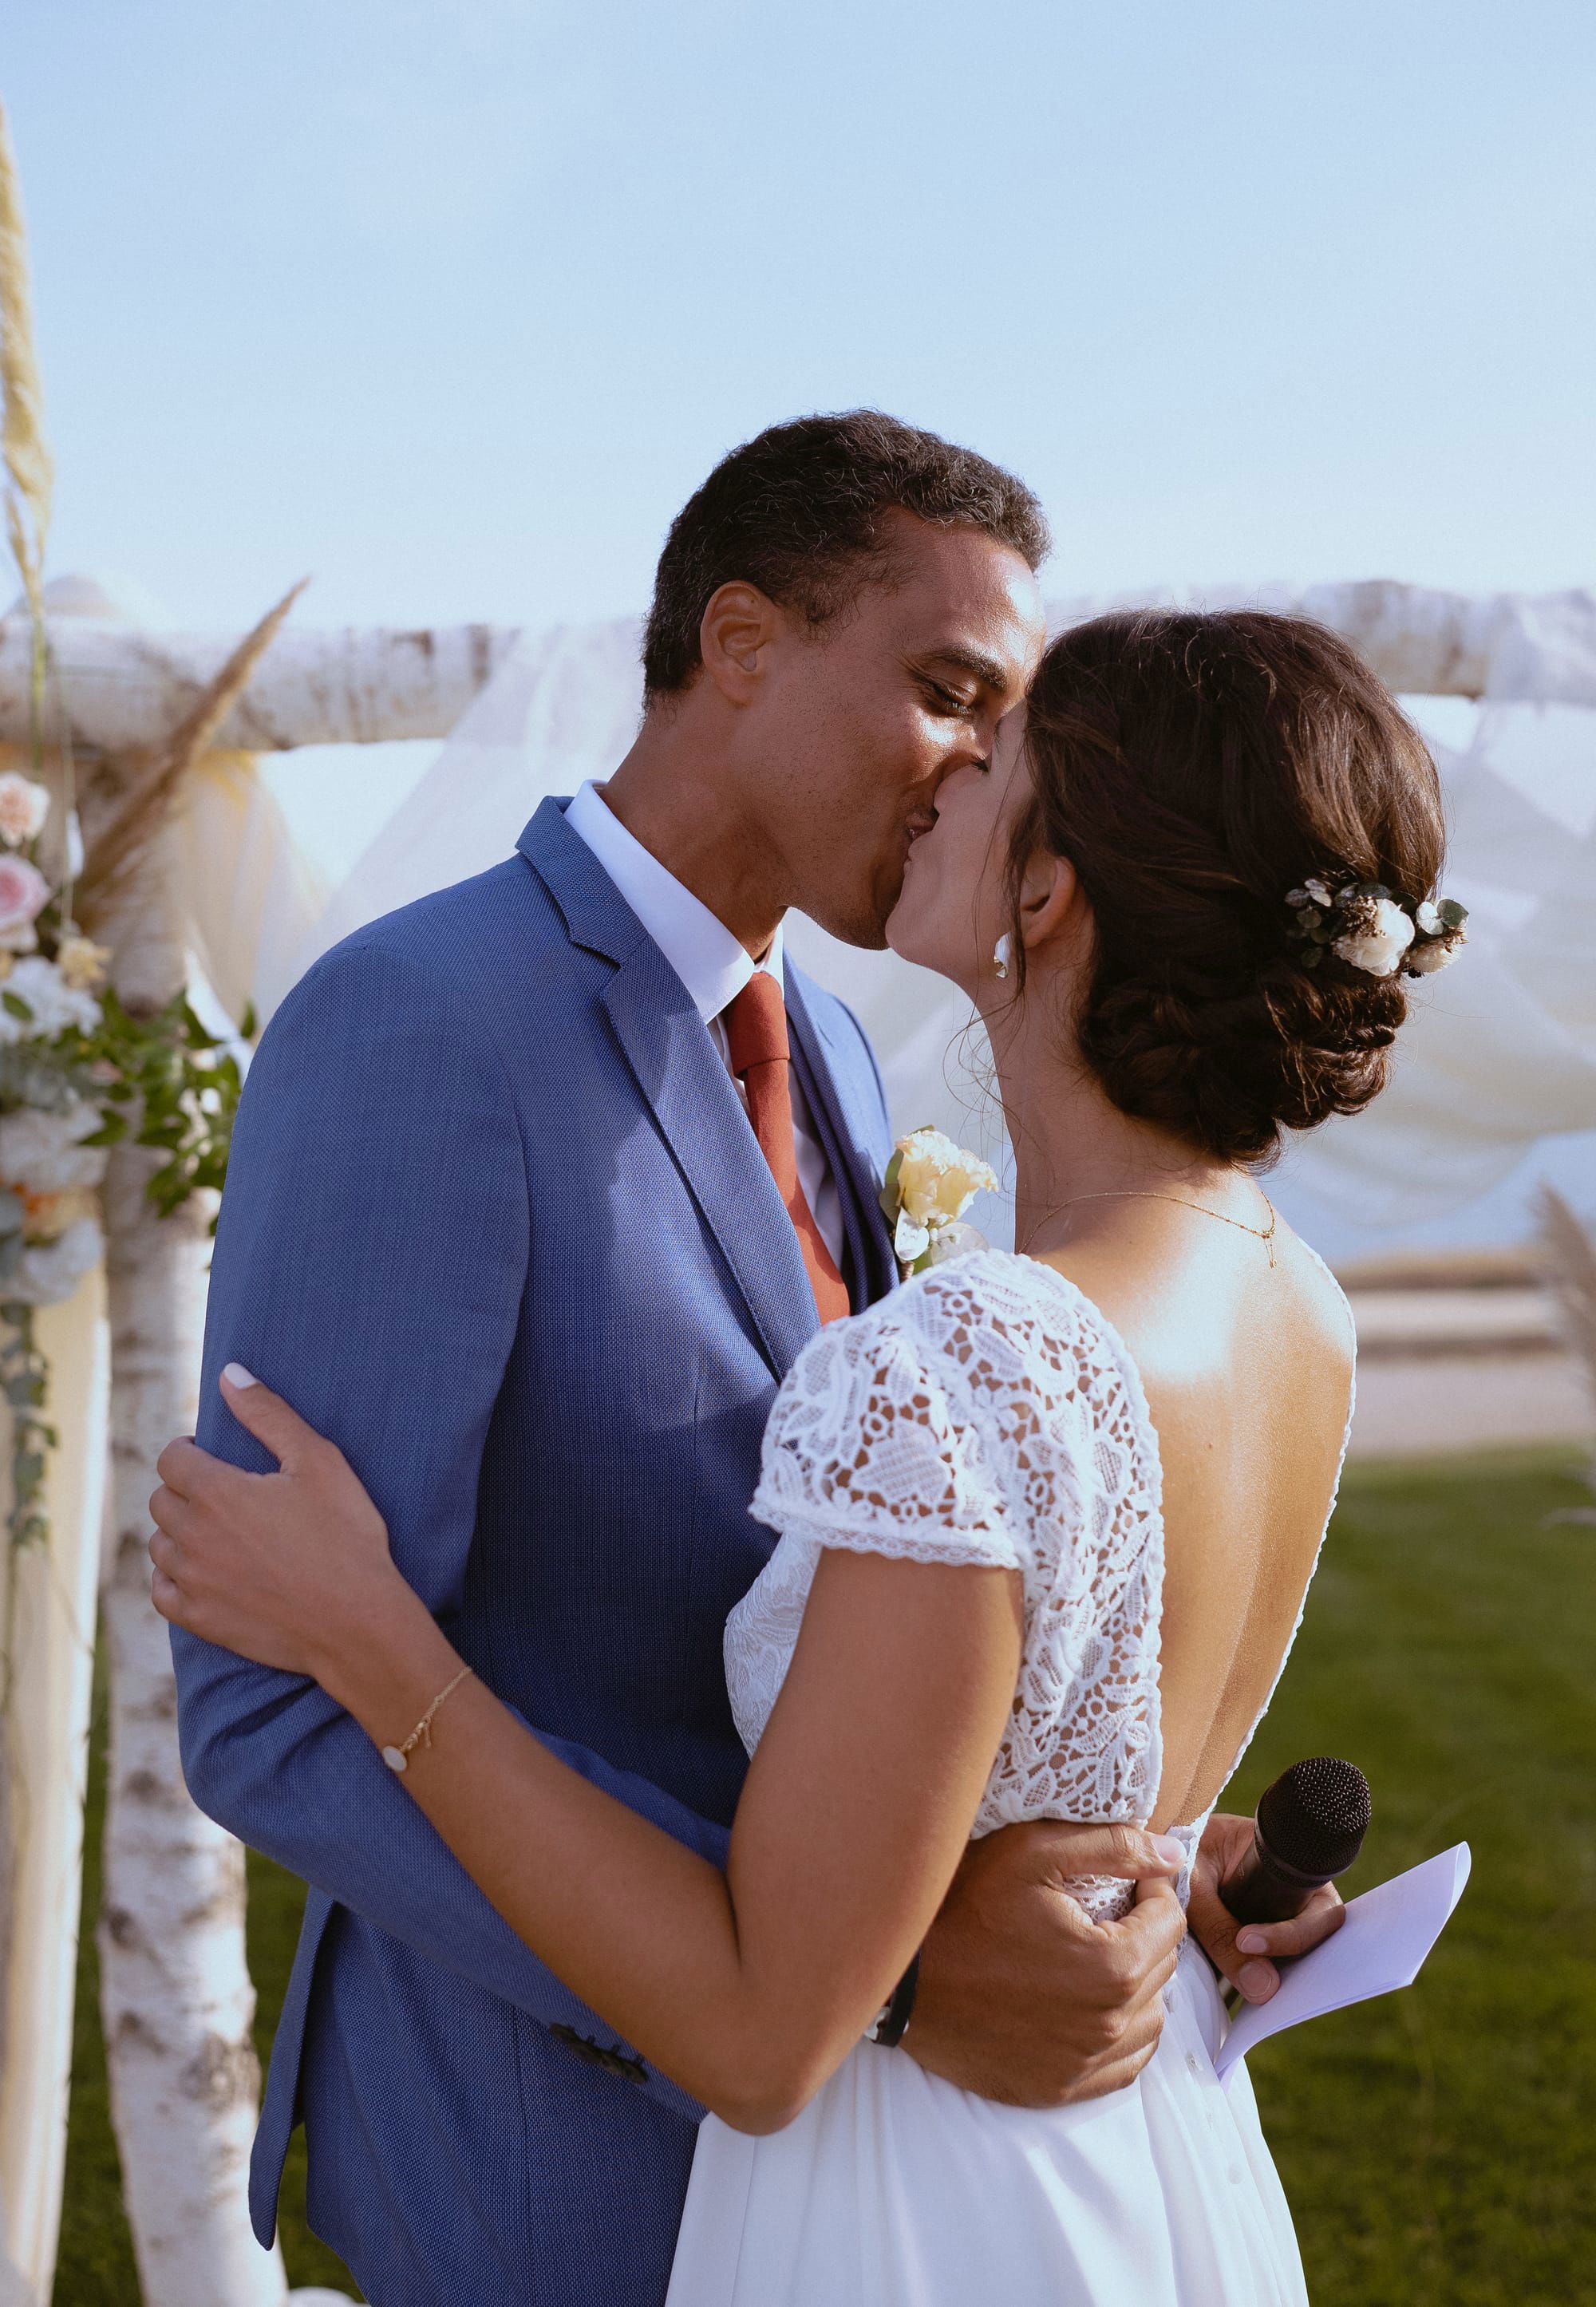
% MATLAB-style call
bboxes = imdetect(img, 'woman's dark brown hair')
[1009,610,1447,1165]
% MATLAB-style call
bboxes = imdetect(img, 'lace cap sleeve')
[749,1298,1025,1573]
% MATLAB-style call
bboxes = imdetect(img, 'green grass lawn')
[53,1447,1596,2305]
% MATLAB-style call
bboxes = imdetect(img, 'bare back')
[1037,1211,1353,1835]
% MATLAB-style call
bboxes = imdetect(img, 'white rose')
[0,956,103,1043]
[893,1128,999,1227]
[0,772,50,849]
[10,1215,103,1306]
[888,1126,1000,1266]
[0,1099,109,1194]
[1413,900,1442,936]
[1333,898,1416,978]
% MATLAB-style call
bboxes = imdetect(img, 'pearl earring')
[994,934,1013,980]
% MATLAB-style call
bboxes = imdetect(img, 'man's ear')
[1017,848,1084,957]
[698,581,784,705]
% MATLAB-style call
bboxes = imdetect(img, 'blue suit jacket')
[172,797,898,2306]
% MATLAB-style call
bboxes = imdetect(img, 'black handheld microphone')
[1220,1756,1371,1926]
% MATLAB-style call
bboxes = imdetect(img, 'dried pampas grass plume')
[0,99,53,631]
[1534,1183,1596,1523]
[76,576,308,930]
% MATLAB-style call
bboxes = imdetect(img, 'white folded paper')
[1215,1842,1472,2085]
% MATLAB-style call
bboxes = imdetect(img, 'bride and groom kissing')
[150,411,1455,2305]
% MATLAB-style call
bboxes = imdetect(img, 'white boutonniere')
[879,1124,999,1274]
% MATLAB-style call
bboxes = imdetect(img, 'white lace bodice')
[726,1249,1348,1921]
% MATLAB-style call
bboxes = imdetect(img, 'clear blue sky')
[6,0,1594,634]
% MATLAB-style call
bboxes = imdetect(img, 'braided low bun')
[1012,612,1445,1165]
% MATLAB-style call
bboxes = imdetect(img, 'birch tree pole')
[91,860,281,2305]
[73,594,330,2306]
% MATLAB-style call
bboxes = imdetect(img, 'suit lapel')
[519,800,820,1379]
[784,973,897,1310]
[600,954,820,1377]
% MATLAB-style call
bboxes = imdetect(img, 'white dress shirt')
[564,781,846,1271]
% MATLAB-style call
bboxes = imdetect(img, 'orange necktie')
[724,973,851,1325]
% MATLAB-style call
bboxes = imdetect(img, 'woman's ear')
[698,582,783,705]
[1016,848,1083,958]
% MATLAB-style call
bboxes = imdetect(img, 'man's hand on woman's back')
[906,1821,1187,2106]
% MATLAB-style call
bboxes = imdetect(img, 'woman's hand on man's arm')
[151,1368,421,1686]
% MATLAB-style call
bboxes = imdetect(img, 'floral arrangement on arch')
[0,764,247,1544]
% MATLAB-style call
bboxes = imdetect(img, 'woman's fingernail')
[1236,1929,1268,1955]
[1152,1834,1184,1866]
[1238,1960,1275,2002]
[222,1362,259,1389]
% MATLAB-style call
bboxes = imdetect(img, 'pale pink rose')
[0,856,50,952]
[0,772,49,849]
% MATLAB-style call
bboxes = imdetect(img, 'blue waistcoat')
[172,797,898,2306]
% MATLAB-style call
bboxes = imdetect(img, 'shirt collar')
[563,780,784,1023]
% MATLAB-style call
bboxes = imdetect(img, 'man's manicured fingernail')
[1238,1960,1275,2001]
[1236,1929,1268,1954]
[1152,1834,1183,1866]
[222,1362,259,1389]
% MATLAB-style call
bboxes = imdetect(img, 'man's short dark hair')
[642,410,1050,701]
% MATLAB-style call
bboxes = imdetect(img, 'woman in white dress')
[151,609,1453,2304]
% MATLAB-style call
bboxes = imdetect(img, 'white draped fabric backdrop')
[1,578,1592,2303]
[283,595,1596,1248]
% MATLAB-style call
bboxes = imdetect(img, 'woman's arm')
[152,1373,1022,2133]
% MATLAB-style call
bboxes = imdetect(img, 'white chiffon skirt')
[666,1939,1308,2307]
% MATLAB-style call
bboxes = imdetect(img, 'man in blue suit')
[172,413,1195,2305]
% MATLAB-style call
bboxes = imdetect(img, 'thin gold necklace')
[1024,1189,1279,1268]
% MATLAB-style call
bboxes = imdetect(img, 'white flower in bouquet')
[0,855,50,953]
[9,1212,102,1306]
[1332,895,1415,978]
[881,1125,999,1269]
[0,771,50,849]
[0,1098,109,1194]
[0,954,103,1042]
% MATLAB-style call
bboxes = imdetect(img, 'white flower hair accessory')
[879,1124,999,1273]
[1285,875,1468,980]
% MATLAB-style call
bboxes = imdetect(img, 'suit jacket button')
[549,2022,647,2085]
